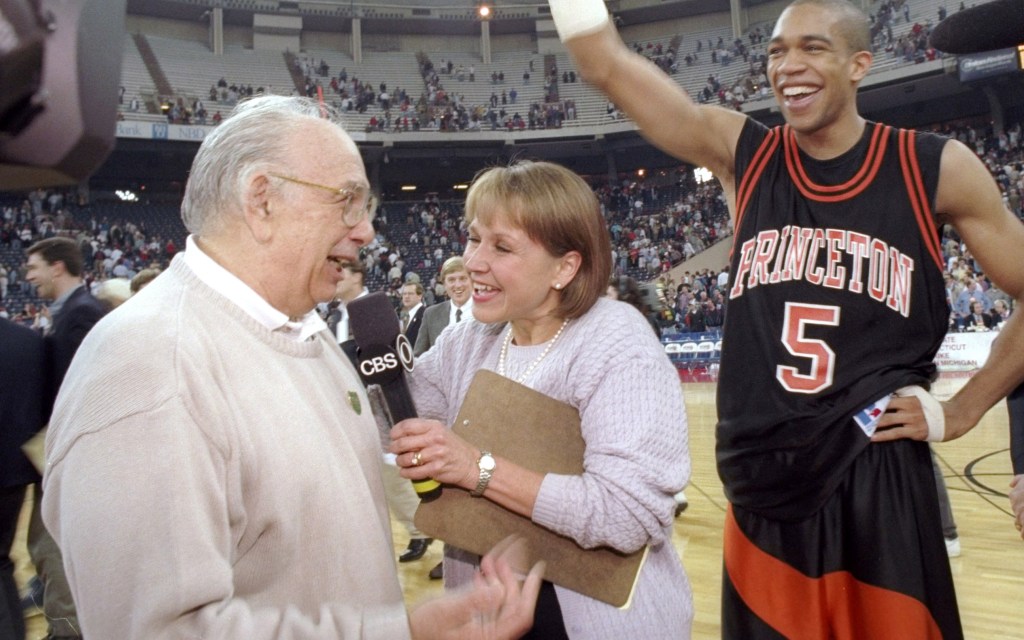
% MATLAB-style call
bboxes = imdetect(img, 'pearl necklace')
[497,318,571,384]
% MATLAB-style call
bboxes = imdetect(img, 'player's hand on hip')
[871,395,931,442]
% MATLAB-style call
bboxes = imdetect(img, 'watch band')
[471,451,495,497]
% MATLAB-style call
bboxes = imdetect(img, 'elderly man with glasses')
[40,96,541,640]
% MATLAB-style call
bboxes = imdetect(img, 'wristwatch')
[471,451,496,497]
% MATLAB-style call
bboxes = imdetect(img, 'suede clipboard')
[414,369,647,608]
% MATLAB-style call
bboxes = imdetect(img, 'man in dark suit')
[0,318,45,640]
[399,281,426,348]
[24,237,108,640]
[414,256,473,357]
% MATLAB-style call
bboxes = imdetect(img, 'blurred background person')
[129,268,161,295]
[0,317,46,640]
[23,237,107,640]
[414,256,473,356]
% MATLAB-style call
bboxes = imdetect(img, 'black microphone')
[347,292,442,502]
[930,0,1024,54]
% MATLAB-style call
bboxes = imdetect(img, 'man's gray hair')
[181,95,352,235]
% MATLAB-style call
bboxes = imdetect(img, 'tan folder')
[414,369,646,608]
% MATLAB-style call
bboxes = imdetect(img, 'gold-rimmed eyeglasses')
[269,173,377,227]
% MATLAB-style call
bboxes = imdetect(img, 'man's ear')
[850,50,873,83]
[242,173,274,243]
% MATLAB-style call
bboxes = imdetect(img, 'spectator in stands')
[992,299,1012,327]
[964,300,994,331]
[39,95,541,640]
[701,298,723,329]
[682,301,705,333]
[607,274,658,333]
[954,278,991,329]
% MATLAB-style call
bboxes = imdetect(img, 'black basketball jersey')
[716,119,950,520]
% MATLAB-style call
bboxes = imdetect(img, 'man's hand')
[1010,475,1024,540]
[871,390,976,443]
[871,395,931,442]
[408,536,545,640]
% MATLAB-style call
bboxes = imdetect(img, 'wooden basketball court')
[14,376,1020,638]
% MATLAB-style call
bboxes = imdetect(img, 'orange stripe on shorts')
[723,505,943,639]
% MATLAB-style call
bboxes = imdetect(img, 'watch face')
[480,454,496,471]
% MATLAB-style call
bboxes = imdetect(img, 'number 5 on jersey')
[777,302,840,394]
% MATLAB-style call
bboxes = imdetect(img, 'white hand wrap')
[549,0,610,41]
[895,385,946,442]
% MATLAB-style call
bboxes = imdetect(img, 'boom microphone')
[930,0,1024,54]
[1,0,127,189]
[347,292,442,502]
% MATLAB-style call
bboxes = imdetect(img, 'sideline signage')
[117,120,212,142]
[934,331,997,372]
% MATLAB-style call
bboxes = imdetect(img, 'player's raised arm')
[550,0,746,184]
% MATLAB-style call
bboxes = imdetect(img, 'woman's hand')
[391,418,480,491]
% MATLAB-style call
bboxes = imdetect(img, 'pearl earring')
[554,283,562,290]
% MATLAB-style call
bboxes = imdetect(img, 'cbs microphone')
[347,292,442,502]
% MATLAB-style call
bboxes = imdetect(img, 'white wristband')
[894,385,946,442]
[549,0,610,42]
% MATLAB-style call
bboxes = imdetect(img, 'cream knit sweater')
[43,257,410,639]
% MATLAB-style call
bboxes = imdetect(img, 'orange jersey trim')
[898,128,945,272]
[784,123,890,202]
[732,127,781,259]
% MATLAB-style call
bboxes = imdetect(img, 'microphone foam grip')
[347,292,400,348]
[930,0,1024,54]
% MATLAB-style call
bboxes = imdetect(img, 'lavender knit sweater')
[410,297,693,639]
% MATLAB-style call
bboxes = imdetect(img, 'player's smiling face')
[767,3,869,137]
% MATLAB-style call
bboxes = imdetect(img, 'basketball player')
[549,0,1024,636]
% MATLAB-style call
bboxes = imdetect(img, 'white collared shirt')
[182,235,326,342]
[448,299,473,326]
[403,302,423,326]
